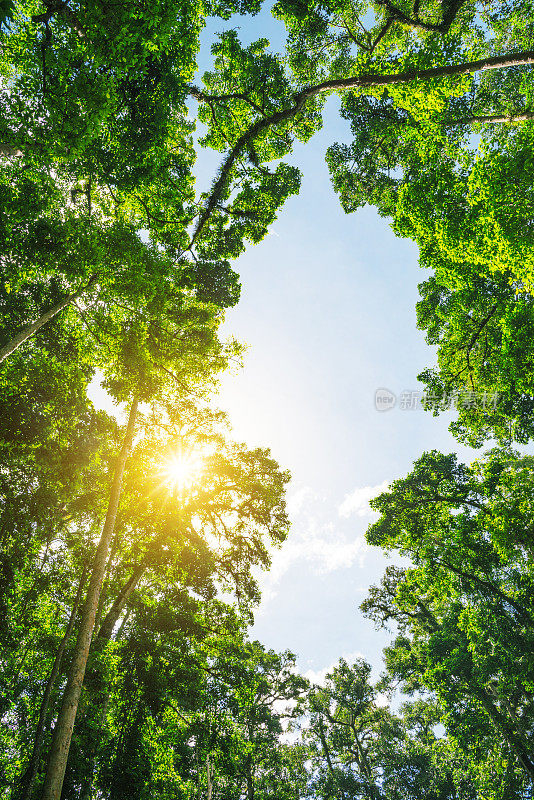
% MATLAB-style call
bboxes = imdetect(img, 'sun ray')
[160,450,204,494]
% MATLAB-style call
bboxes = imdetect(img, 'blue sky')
[214,133,476,680]
[192,12,479,681]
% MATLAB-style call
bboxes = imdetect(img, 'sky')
[92,9,478,686]
[196,12,479,683]
[212,131,477,683]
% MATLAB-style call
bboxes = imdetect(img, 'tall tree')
[304,657,473,800]
[363,449,534,794]
[416,265,534,446]
[38,303,238,800]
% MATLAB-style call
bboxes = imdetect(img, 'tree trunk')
[96,564,145,644]
[40,397,138,800]
[14,565,88,800]
[0,276,97,364]
[74,542,171,800]
[245,756,254,800]
[71,569,144,798]
[206,754,213,800]
[77,610,131,800]
[96,523,181,643]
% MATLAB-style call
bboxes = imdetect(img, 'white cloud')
[303,664,333,687]
[375,692,390,708]
[338,480,389,518]
[303,651,365,686]
[286,486,315,517]
[256,521,367,610]
[268,519,366,580]
[255,484,379,608]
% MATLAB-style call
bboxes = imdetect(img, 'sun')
[160,451,204,493]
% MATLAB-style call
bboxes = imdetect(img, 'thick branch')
[0,274,98,364]
[375,0,466,33]
[32,1,86,39]
[189,50,534,246]
[451,110,534,125]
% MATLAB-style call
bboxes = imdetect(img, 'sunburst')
[160,451,204,493]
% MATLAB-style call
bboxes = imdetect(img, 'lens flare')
[161,452,203,492]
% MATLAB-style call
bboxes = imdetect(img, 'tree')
[3,0,534,363]
[151,636,307,800]
[0,327,120,795]
[304,657,473,800]
[0,0,301,360]
[415,265,534,446]
[315,0,534,448]
[363,449,534,795]
[5,388,292,798]
[66,397,293,799]
[5,0,534,796]
[38,300,239,800]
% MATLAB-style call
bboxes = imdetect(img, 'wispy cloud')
[256,481,383,608]
[286,486,315,517]
[257,519,366,609]
[268,519,366,580]
[303,651,365,686]
[338,480,389,518]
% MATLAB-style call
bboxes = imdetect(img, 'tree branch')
[375,0,466,34]
[189,50,534,247]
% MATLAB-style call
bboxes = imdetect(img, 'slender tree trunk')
[206,754,213,800]
[76,537,175,798]
[93,530,120,634]
[0,276,97,364]
[41,397,138,800]
[96,522,181,643]
[74,555,164,798]
[14,565,88,800]
[77,610,131,800]
[318,720,345,800]
[74,542,172,800]
[245,755,254,800]
[96,564,145,644]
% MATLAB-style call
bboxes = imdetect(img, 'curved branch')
[189,50,534,247]
[451,110,534,125]
[375,0,466,34]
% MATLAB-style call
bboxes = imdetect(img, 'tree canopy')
[3,0,534,798]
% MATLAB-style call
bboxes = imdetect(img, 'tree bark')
[451,111,534,125]
[74,538,175,799]
[245,759,254,800]
[96,523,181,644]
[0,275,97,364]
[0,144,23,156]
[77,610,131,800]
[40,397,138,800]
[14,565,88,800]
[96,564,145,645]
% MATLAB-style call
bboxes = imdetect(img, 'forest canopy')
[1,0,534,798]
